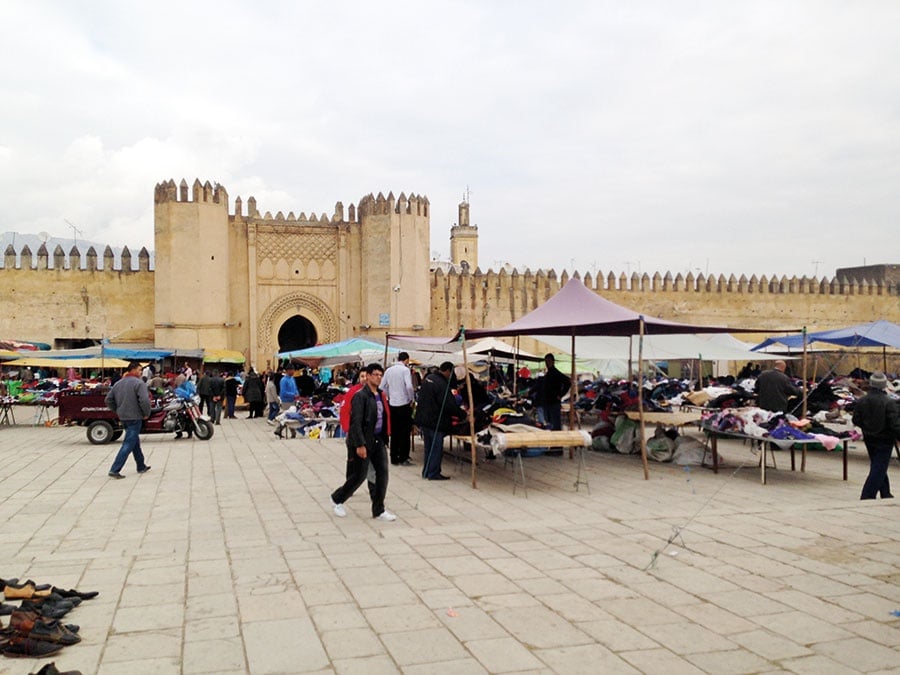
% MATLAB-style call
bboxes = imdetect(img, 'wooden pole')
[460,328,478,488]
[801,327,808,418]
[628,335,634,381]
[569,332,577,459]
[513,335,519,404]
[638,318,649,480]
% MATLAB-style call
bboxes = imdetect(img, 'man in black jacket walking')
[853,372,900,500]
[415,361,470,481]
[329,363,396,521]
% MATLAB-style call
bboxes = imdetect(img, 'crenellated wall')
[1,179,897,369]
[428,267,900,343]
[0,243,155,346]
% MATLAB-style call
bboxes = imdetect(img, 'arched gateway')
[258,292,338,362]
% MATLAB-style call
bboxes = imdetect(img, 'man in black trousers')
[329,363,397,521]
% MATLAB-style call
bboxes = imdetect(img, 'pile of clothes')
[272,400,338,439]
[700,407,858,449]
[0,576,97,668]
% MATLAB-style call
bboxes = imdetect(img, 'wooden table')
[702,427,848,485]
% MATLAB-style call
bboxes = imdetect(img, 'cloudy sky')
[1,1,897,280]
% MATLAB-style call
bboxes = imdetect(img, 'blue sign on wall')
[379,313,390,327]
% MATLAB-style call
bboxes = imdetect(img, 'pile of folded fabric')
[700,407,856,450]
[0,576,97,670]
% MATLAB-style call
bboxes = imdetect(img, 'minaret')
[450,198,478,271]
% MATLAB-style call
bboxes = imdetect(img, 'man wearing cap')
[852,372,900,500]
[755,360,800,413]
[105,361,152,479]
[382,352,415,466]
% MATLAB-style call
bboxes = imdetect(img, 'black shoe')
[428,474,451,481]
[108,472,125,479]
[0,635,63,658]
[51,587,99,601]
[137,466,151,474]
[401,460,414,466]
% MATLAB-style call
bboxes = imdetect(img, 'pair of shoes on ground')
[108,466,150,479]
[426,474,451,481]
[2,580,52,600]
[8,611,81,645]
[329,498,396,522]
[0,635,64,659]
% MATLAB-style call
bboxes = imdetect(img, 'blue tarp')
[101,347,176,360]
[752,320,900,351]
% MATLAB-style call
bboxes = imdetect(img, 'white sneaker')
[375,510,397,522]
[331,499,346,518]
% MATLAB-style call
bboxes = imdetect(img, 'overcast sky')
[1,1,898,281]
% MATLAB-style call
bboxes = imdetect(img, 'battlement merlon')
[157,178,428,224]
[0,244,153,271]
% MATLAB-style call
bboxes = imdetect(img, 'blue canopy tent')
[753,320,900,351]
[752,320,900,376]
[277,337,397,368]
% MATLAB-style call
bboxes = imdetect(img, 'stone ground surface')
[0,414,899,675]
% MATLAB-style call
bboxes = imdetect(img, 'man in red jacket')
[330,364,396,521]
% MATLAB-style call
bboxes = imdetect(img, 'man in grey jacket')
[105,361,152,478]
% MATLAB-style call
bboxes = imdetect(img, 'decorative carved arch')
[258,292,338,355]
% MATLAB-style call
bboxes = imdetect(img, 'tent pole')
[383,332,389,368]
[801,327,808,418]
[628,335,633,381]
[569,332,576,459]
[460,327,478,488]
[513,336,519,405]
[638,317,649,480]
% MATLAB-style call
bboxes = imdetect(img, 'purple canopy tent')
[459,278,780,481]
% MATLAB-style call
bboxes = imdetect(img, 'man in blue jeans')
[105,361,152,479]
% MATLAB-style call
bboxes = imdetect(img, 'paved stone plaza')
[1,417,898,674]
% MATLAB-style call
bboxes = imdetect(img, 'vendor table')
[0,401,15,426]
[624,411,702,429]
[702,427,848,485]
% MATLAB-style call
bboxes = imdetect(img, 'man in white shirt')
[381,352,416,466]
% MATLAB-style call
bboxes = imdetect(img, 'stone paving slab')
[0,417,898,674]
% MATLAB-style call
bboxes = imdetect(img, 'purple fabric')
[464,278,759,339]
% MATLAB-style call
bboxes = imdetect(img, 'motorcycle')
[60,389,214,444]
[150,393,214,441]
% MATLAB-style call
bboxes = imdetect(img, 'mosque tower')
[450,198,478,271]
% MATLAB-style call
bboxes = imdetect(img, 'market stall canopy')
[202,349,246,364]
[6,356,131,369]
[541,333,787,362]
[752,320,900,351]
[459,337,544,362]
[462,278,775,339]
[278,338,394,368]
